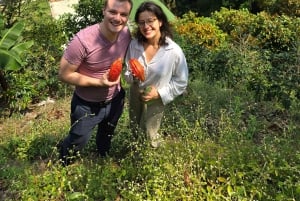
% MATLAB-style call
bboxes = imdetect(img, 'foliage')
[173,11,227,80]
[173,0,223,17]
[253,12,300,51]
[4,70,39,112]
[0,1,300,200]
[211,8,257,42]
[210,8,300,108]
[265,47,300,108]
[254,0,300,17]
[168,0,300,17]
[0,13,34,112]
[212,8,300,51]
[175,11,227,50]
[59,0,105,40]
[1,79,299,200]
[0,0,25,27]
[0,0,70,113]
[0,17,33,71]
[200,44,272,101]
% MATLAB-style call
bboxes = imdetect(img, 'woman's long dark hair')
[134,1,173,46]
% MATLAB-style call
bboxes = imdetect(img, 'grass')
[1,79,300,200]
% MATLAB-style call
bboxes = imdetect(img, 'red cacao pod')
[129,58,145,82]
[108,58,123,81]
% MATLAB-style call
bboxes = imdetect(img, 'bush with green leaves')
[209,8,300,108]
[0,0,72,113]
[212,8,300,52]
[174,11,227,50]
[265,47,300,108]
[253,0,300,17]
[211,8,257,40]
[1,73,299,200]
[0,13,34,113]
[59,0,105,40]
[253,12,300,52]
[173,11,227,80]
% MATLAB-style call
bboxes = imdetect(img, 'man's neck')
[98,22,118,43]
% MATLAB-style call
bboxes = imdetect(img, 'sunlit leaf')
[0,49,22,70]
[11,40,34,56]
[217,176,227,183]
[227,185,233,196]
[0,21,25,50]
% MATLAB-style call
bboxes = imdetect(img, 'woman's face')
[137,11,162,41]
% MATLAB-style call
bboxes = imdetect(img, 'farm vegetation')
[0,0,299,200]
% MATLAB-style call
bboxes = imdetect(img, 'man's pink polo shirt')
[63,24,131,102]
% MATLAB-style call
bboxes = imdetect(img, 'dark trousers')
[59,88,125,165]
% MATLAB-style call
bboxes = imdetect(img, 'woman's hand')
[141,86,160,102]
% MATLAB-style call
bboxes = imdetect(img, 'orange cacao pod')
[108,58,123,81]
[129,58,145,82]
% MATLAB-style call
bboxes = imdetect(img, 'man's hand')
[100,71,121,87]
[59,57,120,87]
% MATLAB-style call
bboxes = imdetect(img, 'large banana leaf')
[11,40,33,56]
[0,21,24,50]
[0,20,33,71]
[0,40,34,70]
[0,15,4,31]
[0,49,23,70]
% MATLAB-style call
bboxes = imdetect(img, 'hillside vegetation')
[0,0,299,200]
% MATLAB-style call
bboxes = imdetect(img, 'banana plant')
[0,14,33,91]
[0,18,33,70]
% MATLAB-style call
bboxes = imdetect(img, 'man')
[58,0,133,166]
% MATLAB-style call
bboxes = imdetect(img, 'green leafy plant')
[59,0,105,40]
[0,14,33,93]
[175,11,227,50]
[1,1,300,200]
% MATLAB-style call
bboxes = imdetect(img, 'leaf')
[67,192,87,200]
[296,185,300,194]
[11,40,34,56]
[0,21,25,50]
[217,176,227,183]
[227,185,233,196]
[0,14,4,31]
[0,49,22,70]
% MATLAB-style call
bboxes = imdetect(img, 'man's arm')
[58,57,120,87]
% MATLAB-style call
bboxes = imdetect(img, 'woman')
[125,1,188,148]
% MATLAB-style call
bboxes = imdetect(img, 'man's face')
[102,0,131,34]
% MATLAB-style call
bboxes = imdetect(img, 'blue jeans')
[59,88,125,165]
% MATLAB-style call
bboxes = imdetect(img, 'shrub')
[253,12,300,51]
[212,8,300,52]
[210,8,300,108]
[59,0,105,40]
[175,11,227,50]
[173,11,227,80]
